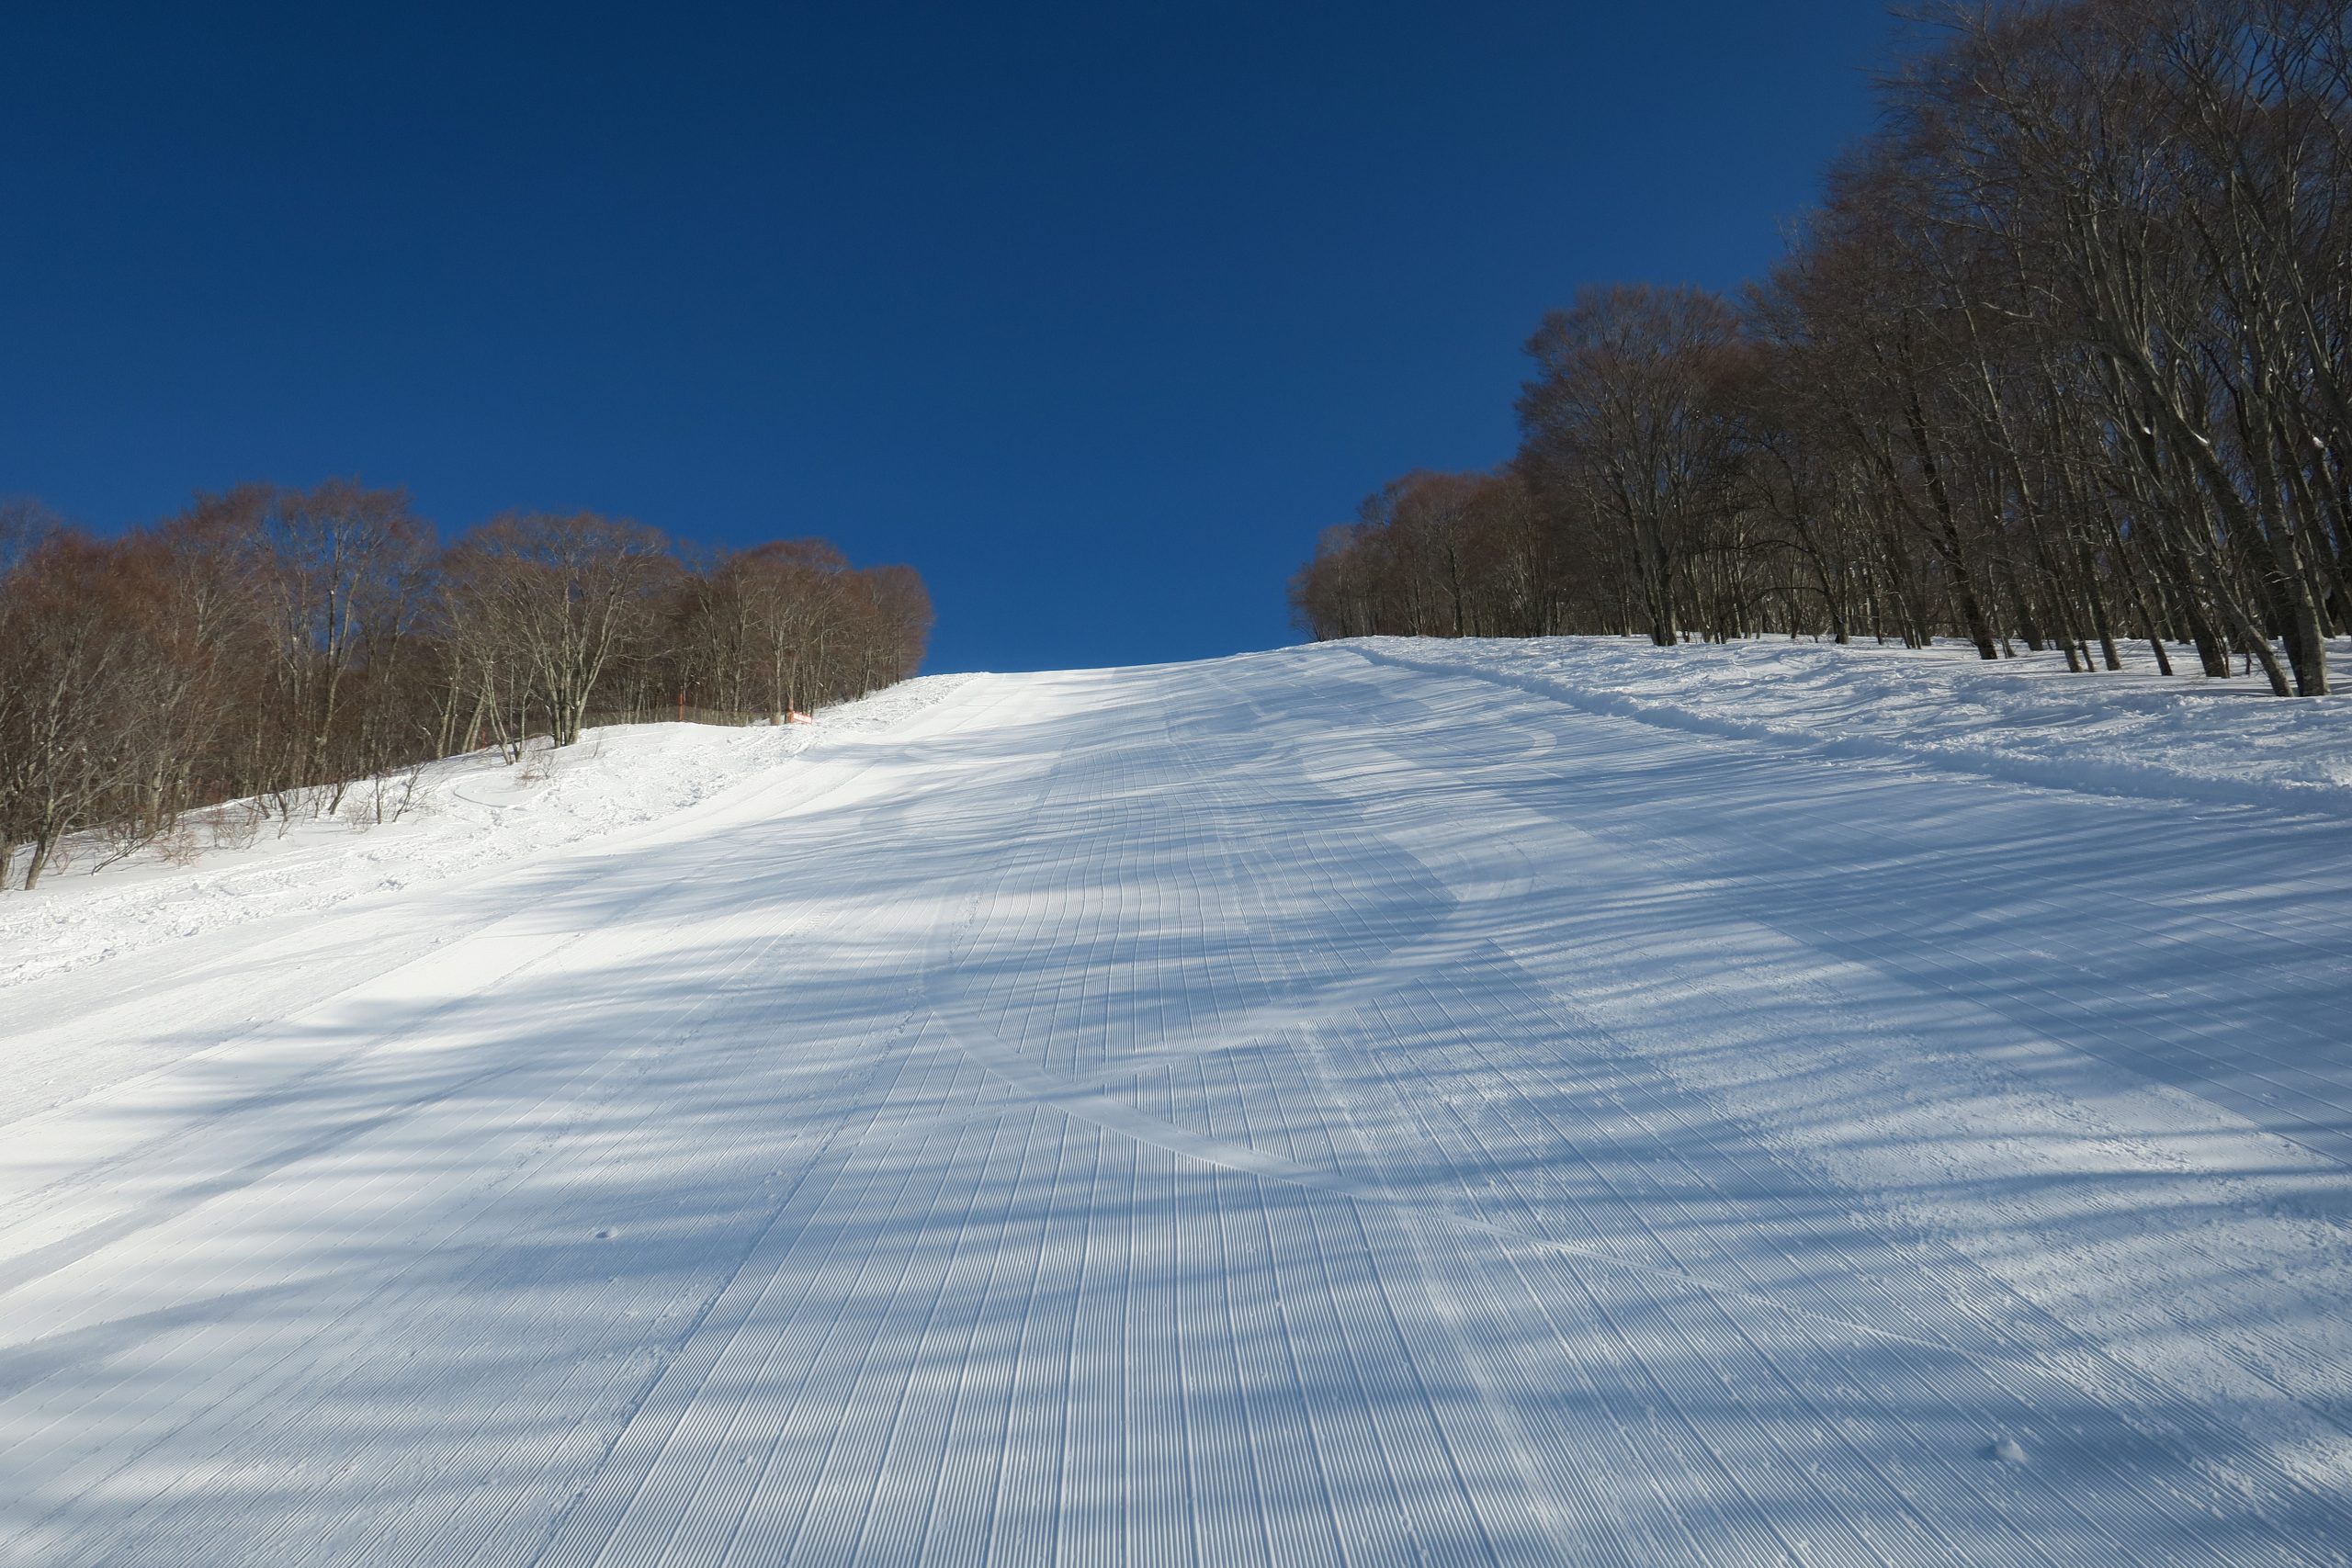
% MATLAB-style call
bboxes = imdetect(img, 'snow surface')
[2,638,2349,1565]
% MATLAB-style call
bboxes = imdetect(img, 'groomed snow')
[2,638,2348,1565]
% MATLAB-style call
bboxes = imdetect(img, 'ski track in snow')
[2,639,2349,1565]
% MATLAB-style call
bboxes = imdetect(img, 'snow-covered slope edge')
[1356,635,2352,816]
[0,674,978,994]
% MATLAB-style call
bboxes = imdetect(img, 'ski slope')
[3,638,2350,1566]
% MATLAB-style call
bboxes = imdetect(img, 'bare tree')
[1517,286,1748,647]
[442,512,675,748]
[0,533,170,887]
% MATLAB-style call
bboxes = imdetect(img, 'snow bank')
[1354,634,2352,817]
[0,674,977,993]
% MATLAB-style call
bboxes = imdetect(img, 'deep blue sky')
[3,3,1896,672]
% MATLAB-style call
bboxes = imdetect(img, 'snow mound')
[0,673,977,992]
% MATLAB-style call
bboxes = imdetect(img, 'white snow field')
[3,637,2351,1566]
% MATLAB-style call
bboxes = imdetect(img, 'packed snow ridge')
[3,637,2349,1566]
